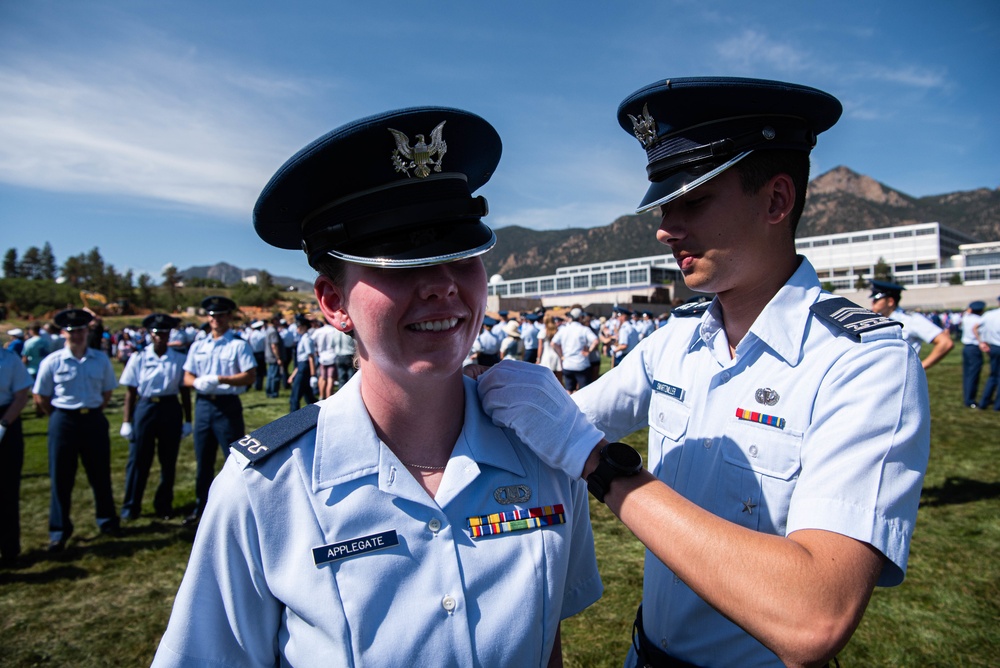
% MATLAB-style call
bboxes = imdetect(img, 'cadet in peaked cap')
[962,300,988,407]
[976,295,1000,410]
[476,76,931,667]
[154,106,601,667]
[182,294,256,525]
[869,279,953,369]
[33,307,120,551]
[119,313,191,521]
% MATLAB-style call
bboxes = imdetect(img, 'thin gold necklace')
[399,460,447,471]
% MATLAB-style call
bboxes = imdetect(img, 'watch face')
[605,442,642,471]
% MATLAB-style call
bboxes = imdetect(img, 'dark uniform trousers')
[0,406,24,560]
[48,407,119,542]
[962,343,984,407]
[289,360,316,413]
[121,395,182,519]
[193,394,244,516]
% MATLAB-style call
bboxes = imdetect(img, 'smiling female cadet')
[152,107,602,668]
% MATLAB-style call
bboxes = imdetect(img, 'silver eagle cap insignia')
[628,103,658,149]
[389,120,448,178]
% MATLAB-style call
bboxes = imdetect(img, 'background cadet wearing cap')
[33,308,121,552]
[472,316,501,366]
[479,77,930,667]
[153,106,600,668]
[182,296,256,525]
[974,296,1000,410]
[118,314,193,520]
[551,307,598,392]
[520,313,541,364]
[960,300,986,407]
[611,307,639,367]
[869,280,954,370]
[286,314,317,412]
[0,345,33,566]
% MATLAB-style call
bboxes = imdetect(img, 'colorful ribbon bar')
[468,504,566,538]
[735,407,786,429]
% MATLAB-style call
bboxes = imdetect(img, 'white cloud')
[714,30,812,74]
[0,35,315,217]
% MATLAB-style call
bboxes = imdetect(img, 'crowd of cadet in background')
[1,292,999,566]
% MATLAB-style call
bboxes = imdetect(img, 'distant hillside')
[484,166,1000,280]
[180,263,314,292]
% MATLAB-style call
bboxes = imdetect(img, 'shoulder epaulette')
[810,298,902,341]
[230,403,321,465]
[671,301,710,318]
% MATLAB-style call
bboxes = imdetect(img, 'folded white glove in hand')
[193,375,220,393]
[181,422,193,439]
[119,422,133,439]
[309,376,319,392]
[477,360,604,478]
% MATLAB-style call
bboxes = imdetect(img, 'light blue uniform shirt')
[520,322,540,350]
[183,330,256,395]
[295,330,316,363]
[574,258,930,667]
[979,309,1000,346]
[616,321,640,356]
[33,347,118,409]
[153,374,602,667]
[119,346,187,397]
[889,307,944,356]
[0,348,33,406]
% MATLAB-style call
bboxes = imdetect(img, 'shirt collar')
[312,374,524,493]
[695,256,822,365]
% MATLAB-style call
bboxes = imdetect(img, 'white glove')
[477,360,604,478]
[120,422,133,439]
[0,424,7,442]
[193,375,220,393]
[181,422,193,439]
[309,376,319,392]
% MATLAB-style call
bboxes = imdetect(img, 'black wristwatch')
[586,442,643,503]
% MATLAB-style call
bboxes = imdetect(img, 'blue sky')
[1,1,998,283]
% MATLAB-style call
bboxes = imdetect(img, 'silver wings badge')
[389,121,447,178]
[628,103,658,149]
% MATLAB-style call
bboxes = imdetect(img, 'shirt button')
[441,595,457,612]
[660,638,669,649]
[428,518,441,532]
[749,444,759,458]
[721,371,731,382]
[658,412,665,422]
[703,438,712,449]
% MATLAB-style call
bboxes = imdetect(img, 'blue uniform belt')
[140,395,178,404]
[54,406,102,415]
[196,393,241,403]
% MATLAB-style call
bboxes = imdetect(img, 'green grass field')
[0,348,997,666]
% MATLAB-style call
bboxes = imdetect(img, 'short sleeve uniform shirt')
[119,346,187,397]
[183,330,256,395]
[33,347,118,409]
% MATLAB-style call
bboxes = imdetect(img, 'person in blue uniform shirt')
[869,279,954,370]
[960,300,986,407]
[975,295,1000,410]
[0,347,33,566]
[33,308,122,552]
[182,296,256,525]
[119,314,193,520]
[286,314,317,412]
[479,77,930,668]
[247,320,267,391]
[152,106,601,668]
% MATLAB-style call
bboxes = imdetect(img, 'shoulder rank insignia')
[230,403,321,465]
[810,298,902,341]
[671,301,710,318]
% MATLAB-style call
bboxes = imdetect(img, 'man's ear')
[765,173,796,226]
[315,275,352,333]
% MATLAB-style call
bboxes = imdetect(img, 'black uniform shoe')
[47,540,66,553]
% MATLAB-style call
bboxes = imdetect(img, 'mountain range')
[182,166,1000,284]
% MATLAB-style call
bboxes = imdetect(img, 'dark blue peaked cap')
[869,280,905,301]
[254,107,501,269]
[54,308,93,331]
[617,77,842,213]
[143,313,180,331]
[202,295,237,314]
